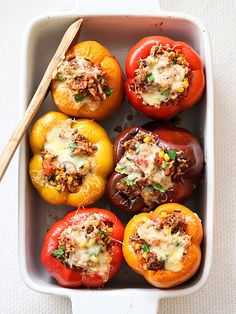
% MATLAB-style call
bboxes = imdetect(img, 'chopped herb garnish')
[160,256,167,262]
[74,94,85,102]
[162,161,169,170]
[41,144,45,151]
[105,87,113,97]
[57,75,65,82]
[124,178,134,186]
[68,142,77,151]
[52,247,64,257]
[175,240,180,247]
[167,149,176,160]
[141,243,150,253]
[146,186,153,192]
[48,174,55,182]
[116,165,128,174]
[88,244,101,257]
[154,183,165,193]
[97,228,109,236]
[160,89,170,96]
[147,72,154,83]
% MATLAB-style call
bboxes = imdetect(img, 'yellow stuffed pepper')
[123,203,203,288]
[29,111,113,207]
[51,41,124,120]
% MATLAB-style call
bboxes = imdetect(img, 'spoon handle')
[0,18,83,181]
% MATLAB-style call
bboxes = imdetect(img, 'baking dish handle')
[74,0,161,15]
[70,294,160,314]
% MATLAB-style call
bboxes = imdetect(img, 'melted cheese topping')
[140,88,168,107]
[75,95,98,112]
[59,214,111,281]
[44,119,93,172]
[137,219,191,272]
[138,48,189,107]
[116,141,173,191]
[55,56,107,111]
[57,56,102,80]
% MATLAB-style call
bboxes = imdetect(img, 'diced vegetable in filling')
[40,119,97,193]
[52,213,113,281]
[131,44,190,108]
[130,212,191,272]
[115,133,188,206]
[53,54,113,111]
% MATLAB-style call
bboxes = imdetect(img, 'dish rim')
[18,8,214,307]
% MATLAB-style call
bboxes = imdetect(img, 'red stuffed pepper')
[41,208,124,288]
[126,36,205,120]
[107,123,204,212]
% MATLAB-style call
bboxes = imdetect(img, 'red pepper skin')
[41,208,124,288]
[126,36,205,120]
[107,123,204,212]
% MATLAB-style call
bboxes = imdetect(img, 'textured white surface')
[0,0,235,313]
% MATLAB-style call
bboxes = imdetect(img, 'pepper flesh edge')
[122,203,203,288]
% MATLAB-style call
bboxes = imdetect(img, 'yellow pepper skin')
[51,41,124,120]
[29,111,113,207]
[123,203,203,288]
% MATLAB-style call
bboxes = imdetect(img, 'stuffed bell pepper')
[29,111,113,207]
[123,203,203,288]
[107,123,204,212]
[51,41,124,120]
[126,36,205,120]
[41,208,124,287]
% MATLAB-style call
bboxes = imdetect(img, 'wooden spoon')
[0,18,83,181]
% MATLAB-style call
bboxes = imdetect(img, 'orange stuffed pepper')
[123,203,203,288]
[51,41,124,120]
[29,111,113,207]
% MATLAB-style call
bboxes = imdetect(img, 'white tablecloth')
[0,0,235,313]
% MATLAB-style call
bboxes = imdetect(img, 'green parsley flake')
[74,94,85,102]
[52,247,64,257]
[175,240,180,247]
[68,142,77,151]
[160,89,170,96]
[162,161,169,170]
[142,243,150,253]
[105,87,113,97]
[167,149,176,160]
[48,174,56,182]
[146,186,153,192]
[57,75,65,82]
[88,245,101,257]
[154,183,165,193]
[97,229,109,236]
[116,165,128,174]
[125,178,134,186]
[147,72,154,83]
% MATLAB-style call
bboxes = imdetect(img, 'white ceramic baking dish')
[18,1,214,313]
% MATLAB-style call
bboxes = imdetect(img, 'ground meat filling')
[53,53,113,106]
[115,133,189,206]
[130,212,191,272]
[40,119,97,193]
[51,213,113,282]
[130,44,190,108]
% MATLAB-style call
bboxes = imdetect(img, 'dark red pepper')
[107,123,204,212]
